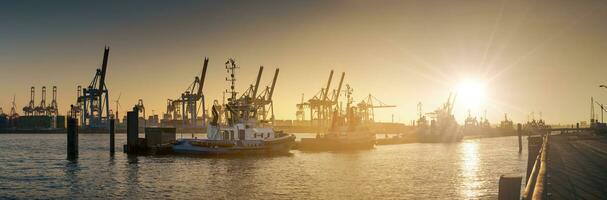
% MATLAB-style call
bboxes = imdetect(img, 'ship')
[462,110,497,137]
[411,93,462,143]
[298,73,376,151]
[496,114,516,136]
[173,59,295,156]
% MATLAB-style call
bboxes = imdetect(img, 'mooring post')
[126,107,139,153]
[517,123,522,153]
[110,118,115,155]
[498,175,522,200]
[67,117,78,160]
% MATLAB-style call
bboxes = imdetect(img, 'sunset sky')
[1,0,607,124]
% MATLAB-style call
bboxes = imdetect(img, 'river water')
[0,133,527,199]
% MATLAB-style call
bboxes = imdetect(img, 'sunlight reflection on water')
[460,140,480,199]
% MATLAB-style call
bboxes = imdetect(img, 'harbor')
[2,0,607,199]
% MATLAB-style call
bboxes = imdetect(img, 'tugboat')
[413,93,462,143]
[299,73,376,151]
[462,110,480,136]
[173,59,295,155]
[497,113,516,136]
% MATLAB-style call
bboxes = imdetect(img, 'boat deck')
[545,133,607,199]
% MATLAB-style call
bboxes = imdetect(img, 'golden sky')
[1,0,607,124]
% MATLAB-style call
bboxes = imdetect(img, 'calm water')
[0,133,527,199]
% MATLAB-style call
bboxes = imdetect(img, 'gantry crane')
[356,94,396,123]
[47,86,58,117]
[165,57,208,129]
[295,93,308,121]
[22,87,35,116]
[77,46,111,129]
[34,86,47,116]
[306,70,345,132]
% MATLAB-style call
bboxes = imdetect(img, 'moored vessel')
[173,58,295,156]
[298,72,376,151]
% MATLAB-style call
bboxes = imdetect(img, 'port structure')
[20,86,59,118]
[295,93,307,121]
[22,87,36,116]
[425,93,457,133]
[163,58,208,129]
[76,46,110,129]
[356,94,396,123]
[218,58,279,126]
[304,70,345,133]
[9,95,18,119]
[34,86,47,116]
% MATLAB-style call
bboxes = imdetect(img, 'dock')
[522,132,607,199]
[545,133,607,199]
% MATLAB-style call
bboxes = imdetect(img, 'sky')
[1,0,607,124]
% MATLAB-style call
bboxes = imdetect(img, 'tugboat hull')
[172,135,296,156]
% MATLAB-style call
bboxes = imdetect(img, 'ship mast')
[225,58,239,101]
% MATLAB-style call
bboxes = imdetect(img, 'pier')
[523,132,607,199]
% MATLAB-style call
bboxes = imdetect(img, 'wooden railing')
[522,134,549,200]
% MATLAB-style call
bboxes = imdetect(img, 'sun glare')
[457,78,487,110]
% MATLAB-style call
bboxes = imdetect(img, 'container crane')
[165,57,208,129]
[22,87,35,116]
[77,46,111,129]
[296,93,308,121]
[34,86,47,116]
[47,86,59,117]
[356,94,396,123]
[307,70,342,132]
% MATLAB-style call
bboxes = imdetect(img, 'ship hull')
[298,135,375,151]
[172,135,296,156]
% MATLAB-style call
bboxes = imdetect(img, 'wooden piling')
[517,123,522,153]
[67,117,78,160]
[110,118,115,155]
[126,109,139,153]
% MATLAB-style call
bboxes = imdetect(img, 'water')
[0,133,527,199]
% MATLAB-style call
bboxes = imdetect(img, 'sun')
[456,78,487,111]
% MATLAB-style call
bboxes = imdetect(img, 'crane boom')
[198,57,209,96]
[333,72,345,103]
[268,68,279,101]
[98,46,109,92]
[321,70,334,102]
[252,66,264,99]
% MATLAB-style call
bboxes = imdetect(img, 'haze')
[1,0,606,124]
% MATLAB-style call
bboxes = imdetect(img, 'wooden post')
[498,175,522,200]
[110,118,115,155]
[126,108,139,153]
[517,123,522,153]
[67,117,78,160]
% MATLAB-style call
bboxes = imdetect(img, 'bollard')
[67,117,78,160]
[576,122,579,132]
[517,123,522,153]
[126,109,139,153]
[110,118,115,155]
[498,175,522,200]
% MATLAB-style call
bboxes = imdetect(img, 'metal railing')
[522,134,549,200]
